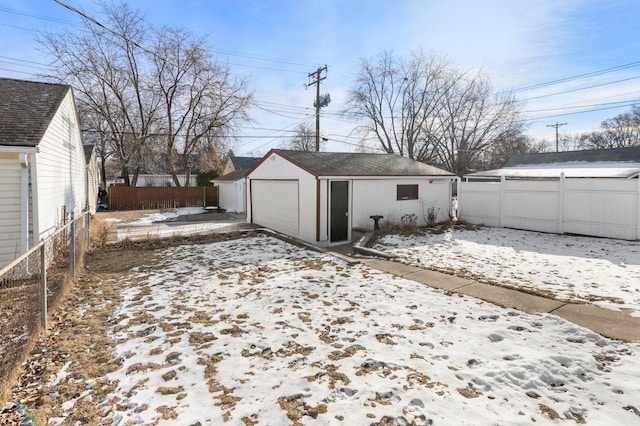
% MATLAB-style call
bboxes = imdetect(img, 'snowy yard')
[42,234,640,425]
[373,227,640,316]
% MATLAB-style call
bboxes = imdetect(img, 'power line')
[512,60,640,93]
[520,75,640,102]
[0,5,80,26]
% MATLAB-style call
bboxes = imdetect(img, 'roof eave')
[0,145,39,153]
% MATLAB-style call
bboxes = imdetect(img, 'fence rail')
[108,186,218,210]
[459,176,640,240]
[0,212,90,403]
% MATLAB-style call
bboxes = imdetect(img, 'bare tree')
[40,1,251,187]
[476,128,543,170]
[39,2,160,186]
[281,122,322,151]
[345,50,448,159]
[345,50,525,174]
[432,68,523,174]
[150,26,252,186]
[576,105,640,149]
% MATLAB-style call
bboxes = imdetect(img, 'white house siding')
[217,179,247,213]
[33,91,87,239]
[131,174,189,187]
[216,180,236,212]
[0,153,23,268]
[86,149,99,214]
[459,177,640,240]
[350,178,453,229]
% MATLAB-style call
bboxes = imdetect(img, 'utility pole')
[546,122,567,152]
[306,65,328,151]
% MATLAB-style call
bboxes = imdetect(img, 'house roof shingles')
[501,146,640,167]
[216,168,247,181]
[0,77,70,147]
[230,156,260,170]
[271,150,455,177]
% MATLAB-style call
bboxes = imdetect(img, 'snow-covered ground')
[373,227,640,316]
[49,235,640,425]
[107,208,249,240]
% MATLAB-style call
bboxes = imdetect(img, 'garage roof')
[254,149,455,177]
[501,146,640,167]
[465,162,640,179]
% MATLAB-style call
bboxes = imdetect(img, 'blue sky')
[2,0,640,155]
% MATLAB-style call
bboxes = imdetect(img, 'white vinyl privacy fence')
[458,175,640,240]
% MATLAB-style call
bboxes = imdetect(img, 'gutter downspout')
[19,153,29,254]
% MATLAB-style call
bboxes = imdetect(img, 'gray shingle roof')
[501,146,640,167]
[0,78,71,147]
[231,156,260,170]
[215,168,247,181]
[271,150,455,176]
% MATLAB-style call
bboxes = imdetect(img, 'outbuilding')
[246,149,456,246]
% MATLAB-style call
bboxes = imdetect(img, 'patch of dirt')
[0,238,180,425]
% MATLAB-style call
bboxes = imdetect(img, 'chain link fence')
[0,212,90,401]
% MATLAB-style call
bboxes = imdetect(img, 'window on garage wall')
[396,184,418,200]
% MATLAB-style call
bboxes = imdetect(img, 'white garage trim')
[251,179,299,236]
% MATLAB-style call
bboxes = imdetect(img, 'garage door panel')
[252,180,299,236]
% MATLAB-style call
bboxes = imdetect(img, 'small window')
[397,184,418,200]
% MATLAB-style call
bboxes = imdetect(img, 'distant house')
[211,154,260,213]
[222,154,260,176]
[464,146,640,181]
[0,78,89,268]
[84,144,99,214]
[246,149,457,246]
[212,169,247,213]
[130,154,203,187]
[459,146,640,240]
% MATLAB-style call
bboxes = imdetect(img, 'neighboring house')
[84,144,99,214]
[130,154,199,187]
[246,149,457,246]
[465,146,640,181]
[0,78,88,268]
[459,146,640,240]
[222,154,260,176]
[212,168,247,213]
[212,154,259,213]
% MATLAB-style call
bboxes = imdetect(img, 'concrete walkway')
[354,257,640,342]
[327,232,640,342]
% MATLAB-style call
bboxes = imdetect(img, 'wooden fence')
[108,186,219,211]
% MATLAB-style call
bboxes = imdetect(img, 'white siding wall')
[459,177,640,240]
[132,174,189,187]
[87,149,99,214]
[0,153,22,267]
[217,180,237,212]
[350,178,452,229]
[34,90,87,239]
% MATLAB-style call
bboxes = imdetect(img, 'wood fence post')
[40,243,47,330]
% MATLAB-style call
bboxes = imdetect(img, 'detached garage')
[246,149,456,246]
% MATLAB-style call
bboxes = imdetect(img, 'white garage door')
[251,180,299,236]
